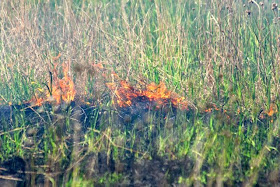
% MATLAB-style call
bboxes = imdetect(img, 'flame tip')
[106,80,188,110]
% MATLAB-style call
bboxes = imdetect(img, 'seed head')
[246,10,252,15]
[218,73,223,81]
[272,3,278,11]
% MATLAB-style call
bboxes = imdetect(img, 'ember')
[106,80,188,110]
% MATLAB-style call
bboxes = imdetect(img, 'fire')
[259,103,278,119]
[30,62,76,106]
[106,80,188,110]
[106,81,139,107]
[266,103,278,117]
[205,104,220,113]
[48,63,76,104]
[143,82,170,100]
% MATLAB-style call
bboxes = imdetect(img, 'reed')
[0,0,280,186]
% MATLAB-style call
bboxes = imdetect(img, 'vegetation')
[0,0,280,186]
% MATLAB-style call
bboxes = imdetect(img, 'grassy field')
[0,0,280,186]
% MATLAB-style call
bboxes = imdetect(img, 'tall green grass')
[0,0,280,186]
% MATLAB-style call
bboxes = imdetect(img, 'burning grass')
[1,59,279,186]
[106,80,188,110]
[30,62,76,106]
[1,0,280,186]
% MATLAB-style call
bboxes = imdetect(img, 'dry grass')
[1,0,280,186]
[0,0,279,111]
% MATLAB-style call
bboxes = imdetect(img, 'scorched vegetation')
[0,0,280,186]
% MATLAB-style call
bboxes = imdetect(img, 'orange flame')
[266,103,278,117]
[106,81,139,107]
[106,80,188,110]
[48,63,76,104]
[30,62,76,106]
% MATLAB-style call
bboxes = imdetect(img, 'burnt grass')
[0,100,279,186]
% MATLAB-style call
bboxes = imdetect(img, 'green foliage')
[0,0,280,186]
